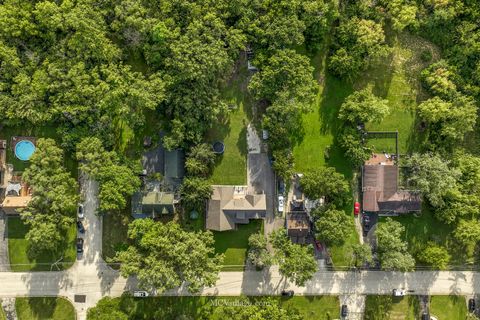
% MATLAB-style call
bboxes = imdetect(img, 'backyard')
[8,217,76,272]
[207,59,251,186]
[15,297,75,320]
[213,220,262,271]
[102,211,132,264]
[96,295,339,319]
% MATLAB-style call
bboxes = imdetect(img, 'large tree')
[215,298,302,320]
[313,207,353,246]
[116,219,224,293]
[376,218,415,271]
[249,49,317,106]
[185,143,216,177]
[417,95,477,144]
[247,232,272,270]
[301,167,350,205]
[339,88,390,124]
[329,18,389,79]
[269,229,317,286]
[418,243,451,269]
[21,138,78,257]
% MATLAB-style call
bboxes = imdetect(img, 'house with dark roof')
[286,213,310,244]
[362,154,421,214]
[131,191,175,219]
[206,185,266,231]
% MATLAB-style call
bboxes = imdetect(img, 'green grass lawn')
[364,295,418,320]
[8,217,76,272]
[102,211,132,265]
[94,295,339,320]
[207,61,250,186]
[213,220,262,271]
[429,296,467,320]
[378,205,468,268]
[15,297,75,320]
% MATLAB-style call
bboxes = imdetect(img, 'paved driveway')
[0,212,9,272]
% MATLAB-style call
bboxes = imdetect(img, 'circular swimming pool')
[15,140,36,161]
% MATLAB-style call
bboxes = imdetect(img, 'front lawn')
[378,206,465,268]
[8,217,76,272]
[15,297,75,320]
[213,220,262,271]
[364,295,418,320]
[91,295,339,320]
[102,212,132,264]
[429,296,467,320]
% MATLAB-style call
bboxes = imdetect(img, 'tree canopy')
[301,167,349,205]
[339,88,390,124]
[116,219,223,293]
[376,218,415,271]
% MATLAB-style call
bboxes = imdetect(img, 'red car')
[354,202,360,215]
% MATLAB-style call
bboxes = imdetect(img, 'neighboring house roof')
[362,160,421,213]
[132,191,175,218]
[164,149,185,180]
[1,195,32,214]
[287,213,309,244]
[206,185,266,231]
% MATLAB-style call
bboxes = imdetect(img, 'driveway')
[0,212,9,272]
[246,126,283,238]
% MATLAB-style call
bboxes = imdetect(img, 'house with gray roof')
[131,191,175,219]
[206,185,266,231]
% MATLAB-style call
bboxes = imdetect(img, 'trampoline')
[15,140,36,161]
[212,141,225,154]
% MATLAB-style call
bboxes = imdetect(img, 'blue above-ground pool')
[15,140,36,161]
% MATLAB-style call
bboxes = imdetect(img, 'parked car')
[363,215,371,230]
[354,202,360,215]
[77,203,84,219]
[341,304,348,317]
[76,238,84,254]
[281,290,294,297]
[133,291,149,298]
[278,195,284,213]
[392,289,405,296]
[278,179,285,195]
[262,129,269,140]
[76,221,85,234]
[421,312,430,320]
[469,298,476,312]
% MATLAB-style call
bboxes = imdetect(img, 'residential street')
[2,177,479,320]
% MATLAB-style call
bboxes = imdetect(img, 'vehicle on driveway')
[393,289,405,296]
[469,298,476,312]
[362,215,370,235]
[278,179,285,195]
[341,304,348,317]
[133,291,149,298]
[421,312,430,320]
[278,195,284,213]
[77,203,84,219]
[76,221,85,234]
[281,290,294,297]
[354,202,360,215]
[76,238,84,254]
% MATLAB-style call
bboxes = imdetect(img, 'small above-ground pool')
[212,141,225,154]
[15,140,36,161]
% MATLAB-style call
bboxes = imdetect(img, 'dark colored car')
[281,290,294,297]
[469,298,476,312]
[278,179,285,195]
[76,238,84,254]
[76,221,85,234]
[341,304,348,317]
[363,215,371,230]
[421,312,429,320]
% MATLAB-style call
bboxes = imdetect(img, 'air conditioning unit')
[0,140,6,149]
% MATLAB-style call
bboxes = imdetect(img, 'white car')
[278,196,284,213]
[393,289,405,296]
[77,203,84,219]
[133,291,149,298]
